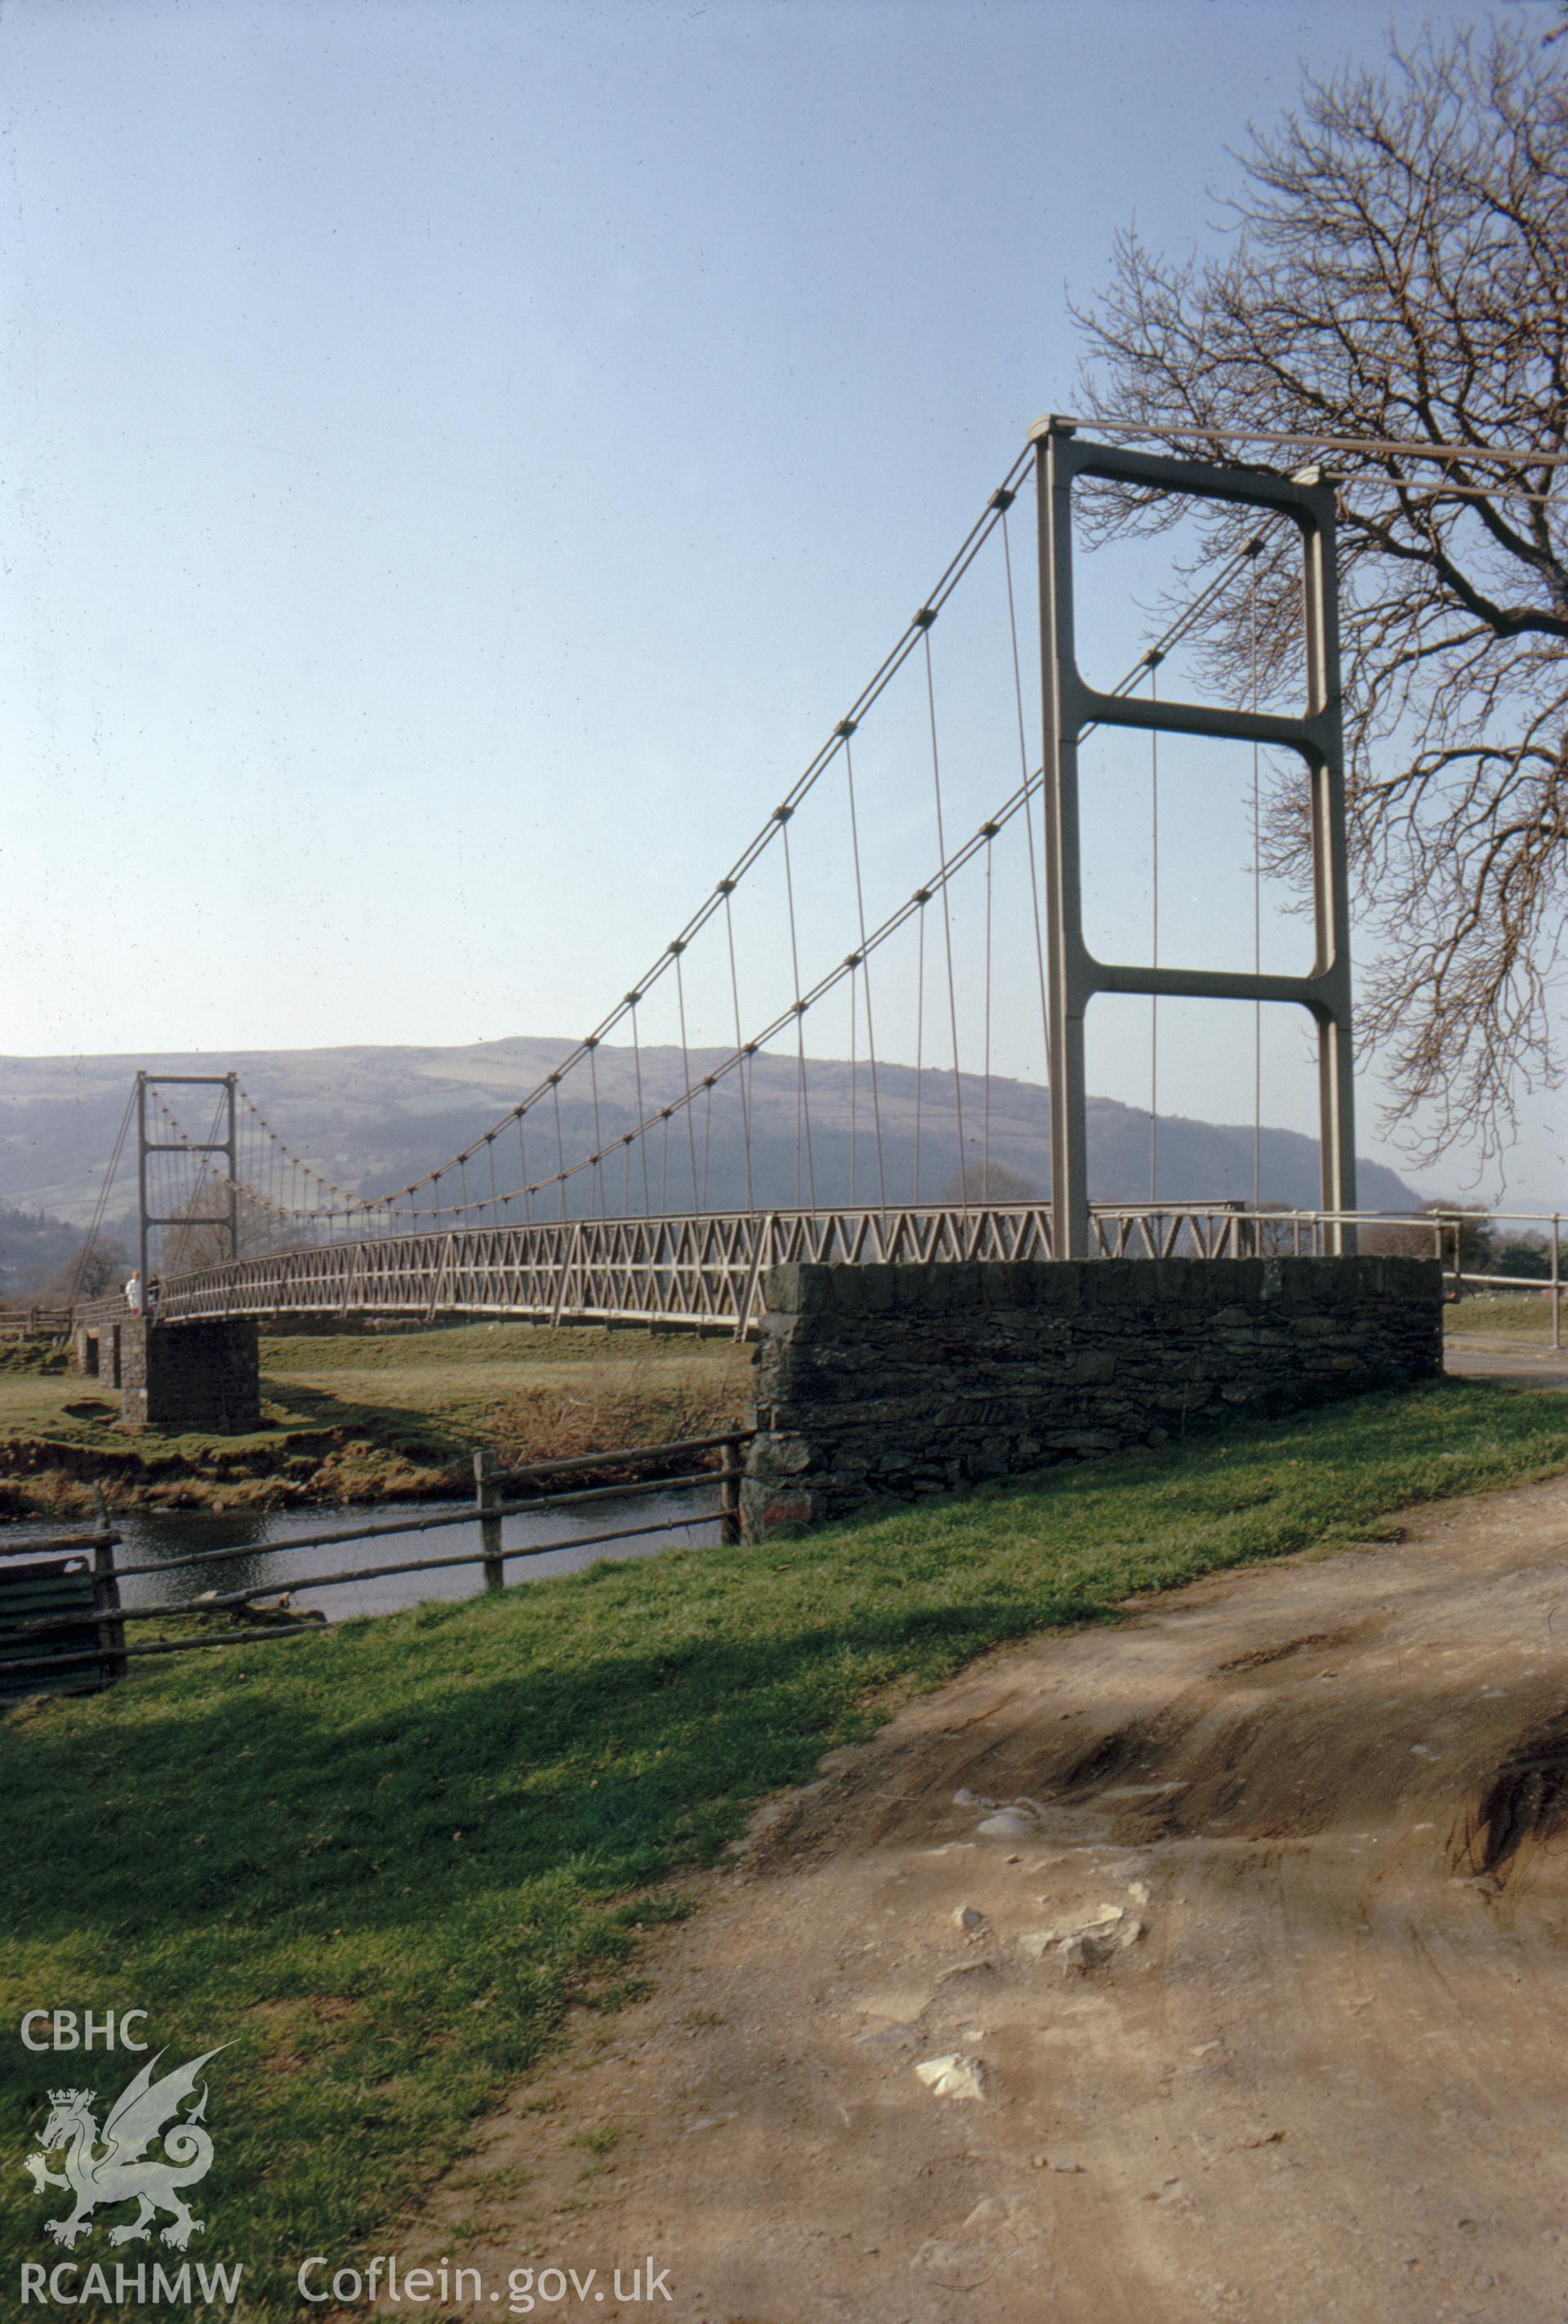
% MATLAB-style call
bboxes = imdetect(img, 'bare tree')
[1073,24,1566,1168]
[159,1193,236,1279]
[160,1182,290,1276]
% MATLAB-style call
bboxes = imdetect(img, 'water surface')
[2,1483,719,1622]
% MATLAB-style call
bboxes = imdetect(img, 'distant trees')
[1418,1207,1499,1278]
[935,1162,1046,1204]
[1075,23,1567,1167]
[69,1238,129,1300]
[1494,1231,1553,1280]
[1360,1203,1556,1280]
[0,1203,124,1304]
[159,1184,284,1277]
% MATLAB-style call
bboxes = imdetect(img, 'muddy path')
[410,1473,1568,2323]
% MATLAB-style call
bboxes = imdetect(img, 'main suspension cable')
[159,514,1289,1245]
[372,526,1284,1224]
[68,1083,136,1307]
[376,439,1037,1211]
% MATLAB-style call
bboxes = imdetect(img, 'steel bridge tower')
[136,1071,239,1284]
[1031,419,1356,1260]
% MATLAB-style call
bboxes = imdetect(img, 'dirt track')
[418,1470,1568,2323]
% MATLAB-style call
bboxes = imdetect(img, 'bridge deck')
[139,1202,1275,1336]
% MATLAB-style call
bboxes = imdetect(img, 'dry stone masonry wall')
[741,1256,1444,1537]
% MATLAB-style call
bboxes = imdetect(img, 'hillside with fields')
[0,1037,1420,1232]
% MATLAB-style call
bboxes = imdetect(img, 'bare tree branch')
[1073,24,1567,1168]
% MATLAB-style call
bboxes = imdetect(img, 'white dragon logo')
[24,2049,225,2251]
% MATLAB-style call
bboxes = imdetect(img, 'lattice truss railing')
[156,1200,1273,1334]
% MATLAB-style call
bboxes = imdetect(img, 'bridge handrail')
[0,1305,74,1340]
[68,1199,1562,1345]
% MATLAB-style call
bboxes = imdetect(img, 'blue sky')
[2,0,1558,1212]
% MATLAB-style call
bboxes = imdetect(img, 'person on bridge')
[124,1270,143,1315]
[145,1274,160,1324]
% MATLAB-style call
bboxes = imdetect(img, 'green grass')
[0,1324,746,1515]
[4,1378,1566,2310]
[256,1323,679,1374]
[0,1338,71,1378]
[1445,1292,1561,1339]
[265,1328,745,1452]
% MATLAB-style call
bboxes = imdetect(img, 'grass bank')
[4,1378,1567,2310]
[1444,1291,1560,1339]
[0,1324,749,1517]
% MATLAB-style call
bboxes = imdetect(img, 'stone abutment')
[740,1256,1444,1538]
[73,1313,261,1433]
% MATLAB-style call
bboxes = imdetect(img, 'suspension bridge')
[75,420,1361,1351]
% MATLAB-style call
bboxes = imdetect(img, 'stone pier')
[740,1256,1444,1538]
[74,1313,261,1433]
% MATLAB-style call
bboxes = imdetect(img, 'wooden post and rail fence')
[0,1430,751,1700]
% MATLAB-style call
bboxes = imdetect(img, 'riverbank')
[0,1322,751,1517]
[2,1300,1544,1520]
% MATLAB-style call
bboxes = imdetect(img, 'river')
[1,1483,721,1623]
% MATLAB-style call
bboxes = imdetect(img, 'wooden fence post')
[89,1486,127,1686]
[474,1450,505,1594]
[719,1439,742,1547]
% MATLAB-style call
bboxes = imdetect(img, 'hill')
[0,1037,1419,1230]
